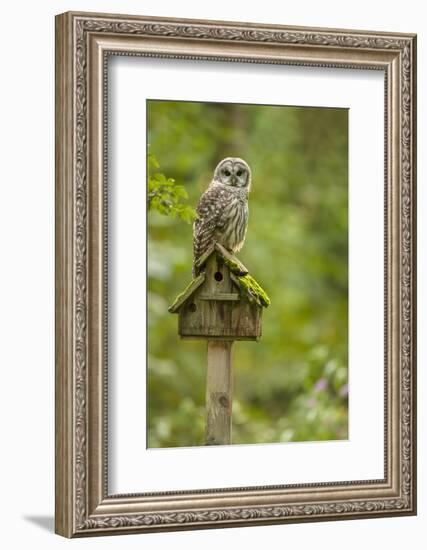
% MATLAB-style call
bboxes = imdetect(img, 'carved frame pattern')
[55,11,416,537]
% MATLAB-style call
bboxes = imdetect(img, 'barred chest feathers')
[216,186,249,253]
[193,158,252,274]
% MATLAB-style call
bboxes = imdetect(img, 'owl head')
[213,157,251,191]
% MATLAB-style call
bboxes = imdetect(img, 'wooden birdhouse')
[169,243,270,341]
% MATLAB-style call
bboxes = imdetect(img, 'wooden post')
[169,247,269,446]
[205,340,233,445]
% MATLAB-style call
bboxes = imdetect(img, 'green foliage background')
[147,100,348,448]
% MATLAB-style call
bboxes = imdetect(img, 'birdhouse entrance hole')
[169,243,270,341]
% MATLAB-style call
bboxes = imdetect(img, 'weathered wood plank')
[193,243,216,272]
[198,293,240,301]
[206,341,233,445]
[215,243,248,275]
[178,254,262,340]
[168,273,205,313]
[179,300,261,339]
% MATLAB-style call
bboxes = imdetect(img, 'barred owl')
[193,157,251,275]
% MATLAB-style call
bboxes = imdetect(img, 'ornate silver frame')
[55,11,417,537]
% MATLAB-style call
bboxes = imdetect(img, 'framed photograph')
[55,11,417,537]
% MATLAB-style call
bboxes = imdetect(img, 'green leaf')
[147,147,196,224]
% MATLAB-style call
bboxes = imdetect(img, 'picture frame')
[55,11,417,537]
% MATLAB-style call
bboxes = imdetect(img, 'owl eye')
[224,170,231,177]
[236,170,243,177]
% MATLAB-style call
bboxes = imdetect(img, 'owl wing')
[193,183,228,274]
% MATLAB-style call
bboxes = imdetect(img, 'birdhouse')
[169,243,270,341]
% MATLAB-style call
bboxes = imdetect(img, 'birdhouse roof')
[168,243,270,313]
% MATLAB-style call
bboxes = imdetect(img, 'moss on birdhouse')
[233,273,271,307]
[223,257,248,277]
[169,247,270,317]
[211,257,271,307]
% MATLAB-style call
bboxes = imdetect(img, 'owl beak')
[231,175,237,185]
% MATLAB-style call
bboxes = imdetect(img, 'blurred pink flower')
[314,378,328,392]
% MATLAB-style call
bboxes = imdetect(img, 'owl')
[193,157,251,276]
